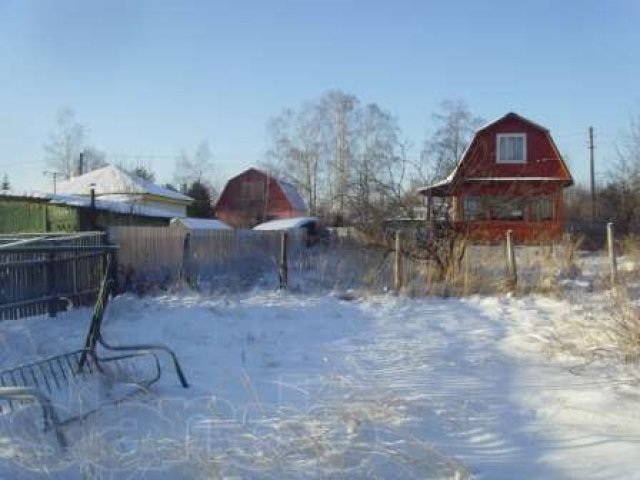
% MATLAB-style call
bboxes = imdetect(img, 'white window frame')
[496,133,527,164]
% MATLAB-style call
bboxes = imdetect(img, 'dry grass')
[288,231,592,301]
[545,286,640,368]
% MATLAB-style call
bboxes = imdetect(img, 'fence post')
[279,232,288,289]
[607,222,617,286]
[45,251,57,317]
[180,232,191,285]
[505,230,517,290]
[394,230,403,293]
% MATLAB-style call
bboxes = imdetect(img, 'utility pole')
[43,171,60,194]
[78,151,84,176]
[589,126,595,224]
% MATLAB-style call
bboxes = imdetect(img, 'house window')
[530,196,554,221]
[497,134,527,164]
[484,196,525,221]
[464,197,483,221]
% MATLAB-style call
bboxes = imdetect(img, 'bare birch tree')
[44,108,87,179]
[419,100,484,182]
[43,108,106,178]
[265,105,323,214]
[266,91,409,224]
[173,140,217,196]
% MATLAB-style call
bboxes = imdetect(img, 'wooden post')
[45,251,57,317]
[607,222,617,286]
[394,230,402,293]
[505,230,517,290]
[279,231,288,289]
[180,232,191,285]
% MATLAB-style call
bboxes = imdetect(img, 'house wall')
[441,115,571,243]
[454,116,570,181]
[215,169,306,228]
[139,198,187,217]
[452,182,565,243]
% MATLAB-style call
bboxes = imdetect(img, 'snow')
[276,179,309,213]
[1,287,640,478]
[466,177,568,182]
[170,217,232,230]
[56,165,192,203]
[253,216,318,231]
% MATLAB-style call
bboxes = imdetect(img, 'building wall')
[139,198,187,217]
[452,183,565,243]
[454,116,570,181]
[215,168,306,228]
[0,199,80,233]
[0,197,168,233]
[444,115,571,244]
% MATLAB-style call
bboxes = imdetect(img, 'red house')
[417,112,573,243]
[214,168,309,228]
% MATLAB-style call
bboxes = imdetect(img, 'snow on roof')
[56,165,192,203]
[170,217,232,230]
[0,190,183,219]
[465,177,569,182]
[253,217,318,231]
[276,179,308,212]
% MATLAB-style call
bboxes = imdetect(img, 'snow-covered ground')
[1,288,640,479]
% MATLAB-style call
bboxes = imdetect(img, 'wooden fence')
[0,232,111,320]
[108,226,307,290]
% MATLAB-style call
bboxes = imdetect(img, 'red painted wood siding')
[444,114,572,243]
[214,168,307,228]
[454,116,571,183]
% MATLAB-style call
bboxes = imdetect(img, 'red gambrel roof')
[416,112,573,196]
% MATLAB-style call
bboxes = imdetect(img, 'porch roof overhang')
[416,176,573,197]
[415,178,453,197]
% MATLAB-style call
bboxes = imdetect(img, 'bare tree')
[173,140,217,196]
[266,91,412,224]
[600,114,640,233]
[43,108,86,179]
[352,103,400,215]
[43,108,107,178]
[319,91,358,218]
[419,100,484,183]
[265,105,323,214]
[83,146,108,172]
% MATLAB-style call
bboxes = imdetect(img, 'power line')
[0,161,45,169]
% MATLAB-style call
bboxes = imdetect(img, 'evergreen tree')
[186,180,213,218]
[131,166,156,182]
[1,173,10,191]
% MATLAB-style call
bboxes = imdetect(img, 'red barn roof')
[214,167,309,228]
[417,112,573,196]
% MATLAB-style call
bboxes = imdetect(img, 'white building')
[56,165,193,217]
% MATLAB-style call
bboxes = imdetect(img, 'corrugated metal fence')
[0,232,110,320]
[108,226,307,291]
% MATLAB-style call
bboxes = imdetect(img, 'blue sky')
[0,0,638,191]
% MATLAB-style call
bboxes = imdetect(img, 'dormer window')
[497,133,526,164]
